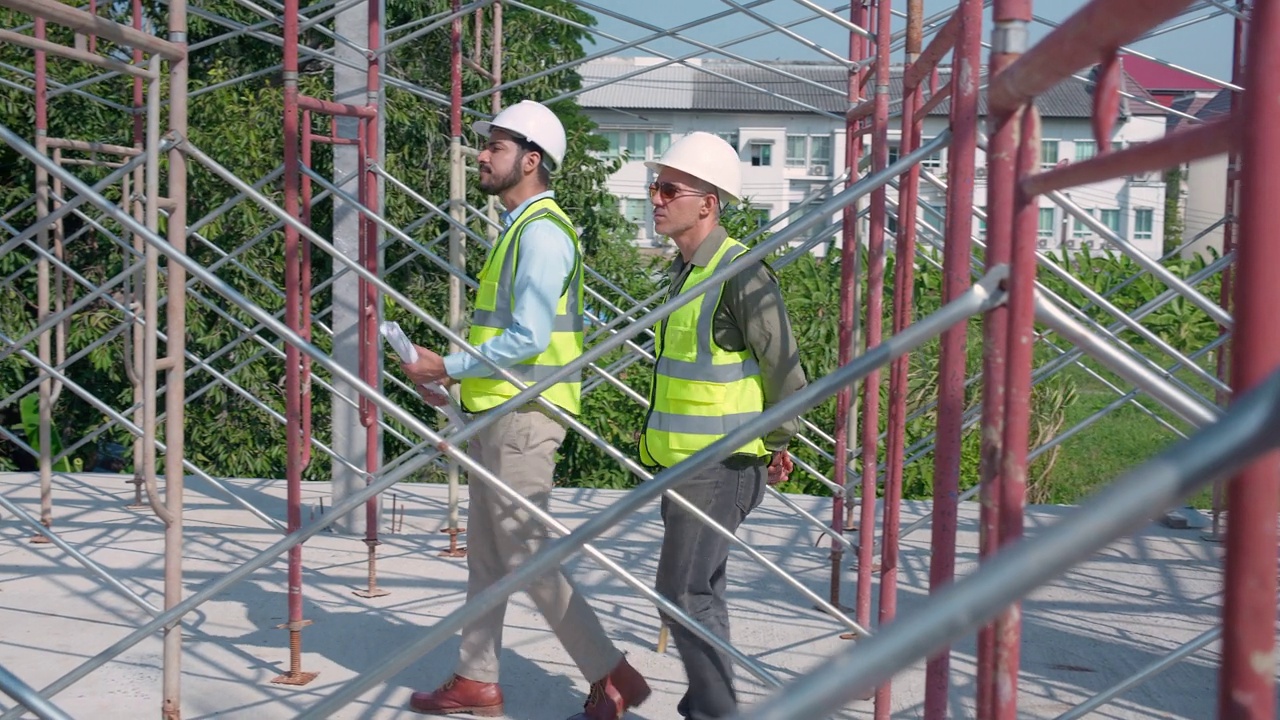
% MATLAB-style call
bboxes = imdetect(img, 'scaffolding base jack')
[354,538,391,599]
[29,519,51,544]
[271,620,319,686]
[126,474,146,509]
[656,622,669,654]
[440,526,467,558]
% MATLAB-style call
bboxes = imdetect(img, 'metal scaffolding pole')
[1219,1,1278,716]
[924,1,980,715]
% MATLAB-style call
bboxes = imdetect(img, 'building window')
[1075,140,1097,161]
[1134,208,1154,240]
[1072,209,1093,239]
[749,142,772,167]
[599,131,621,159]
[653,132,671,157]
[887,145,900,165]
[786,135,807,167]
[717,132,740,152]
[749,206,771,230]
[1041,139,1059,169]
[623,197,649,238]
[923,204,946,228]
[809,135,832,173]
[1038,207,1056,239]
[919,138,943,169]
[625,131,646,159]
[1099,208,1121,235]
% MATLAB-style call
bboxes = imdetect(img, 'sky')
[585,0,1235,82]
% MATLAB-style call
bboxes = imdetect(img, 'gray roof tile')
[579,57,1166,119]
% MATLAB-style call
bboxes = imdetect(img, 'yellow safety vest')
[459,197,584,415]
[639,237,767,468]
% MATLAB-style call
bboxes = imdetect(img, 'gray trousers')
[456,408,622,684]
[655,457,767,720]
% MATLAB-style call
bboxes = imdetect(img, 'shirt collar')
[687,226,730,268]
[668,226,730,283]
[500,190,556,228]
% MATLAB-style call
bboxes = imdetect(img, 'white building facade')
[578,57,1168,259]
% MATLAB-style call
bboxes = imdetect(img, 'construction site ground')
[0,471,1226,719]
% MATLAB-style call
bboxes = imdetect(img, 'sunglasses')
[648,181,710,203]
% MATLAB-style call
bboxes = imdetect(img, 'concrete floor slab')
[0,471,1239,719]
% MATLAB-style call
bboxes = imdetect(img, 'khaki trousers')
[455,407,621,684]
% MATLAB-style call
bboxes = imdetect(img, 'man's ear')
[523,149,542,176]
[701,194,718,219]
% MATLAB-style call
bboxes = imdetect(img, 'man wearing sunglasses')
[639,131,807,719]
[400,99,650,720]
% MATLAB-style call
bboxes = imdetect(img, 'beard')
[478,161,522,195]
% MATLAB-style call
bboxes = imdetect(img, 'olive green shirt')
[662,226,808,451]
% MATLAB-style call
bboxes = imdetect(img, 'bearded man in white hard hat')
[401,99,650,720]
[639,131,807,720]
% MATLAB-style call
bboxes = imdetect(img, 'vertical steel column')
[867,1,892,717]
[126,0,146,510]
[994,97,1039,720]
[977,1,1030,713]
[272,0,317,687]
[923,3,981,717]
[442,0,468,559]
[32,15,53,543]
[855,0,885,632]
[358,0,389,595]
[878,1,922,713]
[1210,0,1247,541]
[1219,2,1279,716]
[161,0,191,714]
[832,0,864,612]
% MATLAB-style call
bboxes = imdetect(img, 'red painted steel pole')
[1219,3,1280,717]
[131,0,142,148]
[360,0,384,580]
[853,0,878,635]
[278,0,312,685]
[868,0,892,716]
[923,1,982,717]
[879,1,923,710]
[993,102,1040,720]
[976,1,1030,713]
[1021,117,1238,197]
[987,0,1196,117]
[1212,1,1247,539]
[832,0,864,611]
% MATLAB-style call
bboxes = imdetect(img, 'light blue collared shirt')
[443,190,576,379]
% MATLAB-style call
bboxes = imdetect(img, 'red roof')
[1121,54,1223,93]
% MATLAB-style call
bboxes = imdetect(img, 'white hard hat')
[473,100,567,170]
[644,131,742,206]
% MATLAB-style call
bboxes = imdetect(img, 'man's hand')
[767,450,793,486]
[402,344,448,385]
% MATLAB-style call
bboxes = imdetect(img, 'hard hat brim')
[473,120,494,137]
[644,161,740,205]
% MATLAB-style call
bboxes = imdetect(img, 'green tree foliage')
[0,10,1229,505]
[0,2,639,479]
[1163,166,1185,254]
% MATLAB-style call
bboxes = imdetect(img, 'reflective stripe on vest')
[639,238,767,468]
[459,197,585,415]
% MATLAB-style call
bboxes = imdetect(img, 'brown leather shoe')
[408,674,504,717]
[566,656,651,720]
